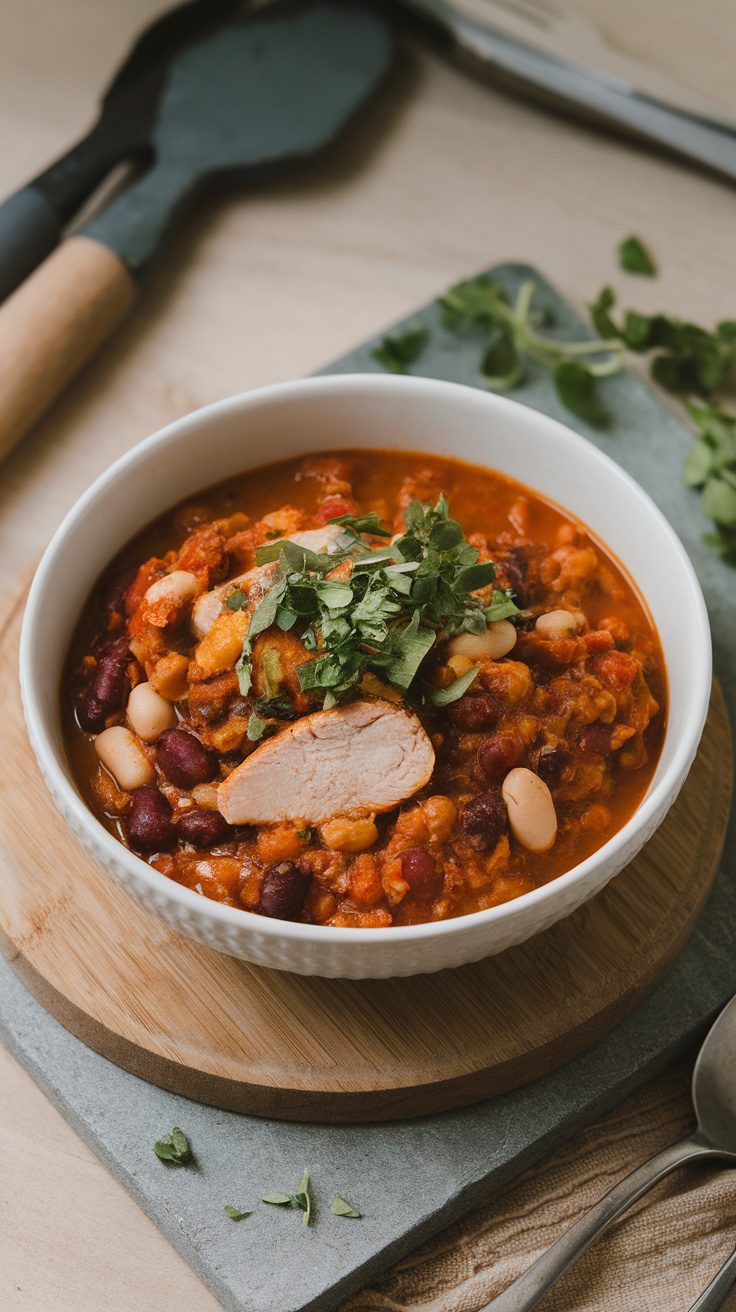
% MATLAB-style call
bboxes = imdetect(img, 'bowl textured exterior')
[20,376,711,978]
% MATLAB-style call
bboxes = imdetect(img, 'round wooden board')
[0,592,732,1123]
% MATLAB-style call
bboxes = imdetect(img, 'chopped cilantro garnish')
[236,495,515,706]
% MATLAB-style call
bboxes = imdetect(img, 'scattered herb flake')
[262,1169,313,1225]
[224,1205,251,1221]
[617,235,656,276]
[225,588,247,611]
[371,326,428,375]
[296,826,314,842]
[329,1194,362,1219]
[153,1127,192,1167]
[429,666,480,706]
[247,711,268,742]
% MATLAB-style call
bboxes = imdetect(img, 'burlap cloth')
[342,1061,736,1311]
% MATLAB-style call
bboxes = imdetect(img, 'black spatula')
[0,0,238,302]
[0,0,394,459]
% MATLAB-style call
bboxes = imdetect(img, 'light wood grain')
[0,237,135,460]
[1,0,735,1303]
[0,592,731,1119]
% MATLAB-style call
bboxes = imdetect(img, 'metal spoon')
[688,1245,736,1312]
[483,995,736,1311]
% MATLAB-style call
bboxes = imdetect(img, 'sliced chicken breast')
[192,523,345,638]
[217,700,435,825]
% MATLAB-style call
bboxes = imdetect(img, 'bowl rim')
[20,372,712,949]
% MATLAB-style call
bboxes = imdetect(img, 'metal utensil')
[399,0,736,183]
[0,0,395,461]
[0,0,237,302]
[454,0,736,132]
[688,1244,736,1312]
[482,994,736,1310]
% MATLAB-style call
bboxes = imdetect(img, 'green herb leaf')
[480,325,523,389]
[430,665,480,706]
[617,235,656,276]
[371,326,428,374]
[554,362,608,426]
[329,1195,362,1218]
[588,286,618,339]
[154,1127,192,1167]
[247,711,268,742]
[328,511,391,538]
[296,826,314,842]
[262,1169,313,1225]
[225,588,247,611]
[224,1205,251,1221]
[484,590,521,621]
[702,475,736,527]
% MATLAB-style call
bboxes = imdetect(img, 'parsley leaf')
[430,666,480,706]
[329,1194,362,1218]
[153,1127,192,1167]
[554,361,609,427]
[262,1169,313,1225]
[247,711,268,742]
[371,326,428,374]
[224,1205,251,1221]
[617,235,656,276]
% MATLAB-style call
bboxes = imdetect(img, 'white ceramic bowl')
[21,375,711,978]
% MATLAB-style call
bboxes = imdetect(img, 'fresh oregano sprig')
[438,276,624,425]
[262,1168,313,1225]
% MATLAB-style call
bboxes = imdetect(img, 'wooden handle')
[0,235,135,460]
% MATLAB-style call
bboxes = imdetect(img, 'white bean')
[502,767,558,853]
[143,569,199,609]
[535,609,580,639]
[95,726,154,791]
[126,682,176,742]
[447,620,517,662]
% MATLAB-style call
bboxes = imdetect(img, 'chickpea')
[535,609,581,639]
[320,815,379,853]
[256,824,306,864]
[95,726,155,792]
[447,620,517,662]
[421,795,457,842]
[149,652,190,701]
[447,653,475,679]
[502,768,557,853]
[126,682,176,741]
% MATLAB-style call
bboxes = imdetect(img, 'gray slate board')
[1,265,734,1312]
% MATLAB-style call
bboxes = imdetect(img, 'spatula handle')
[0,235,135,461]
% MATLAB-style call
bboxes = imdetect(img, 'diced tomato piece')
[583,629,615,655]
[593,649,639,690]
[314,494,355,525]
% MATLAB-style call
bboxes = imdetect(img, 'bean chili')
[63,449,666,928]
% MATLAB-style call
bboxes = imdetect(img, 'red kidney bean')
[400,847,440,898]
[100,563,138,622]
[259,861,311,920]
[177,807,229,848]
[447,691,500,732]
[494,547,529,607]
[460,788,507,851]
[477,731,524,783]
[78,636,131,732]
[127,786,175,851]
[578,724,612,757]
[157,728,216,788]
[535,743,571,787]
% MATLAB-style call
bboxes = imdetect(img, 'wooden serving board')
[1,593,732,1122]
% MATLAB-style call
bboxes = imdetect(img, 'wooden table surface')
[1,1,735,1308]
